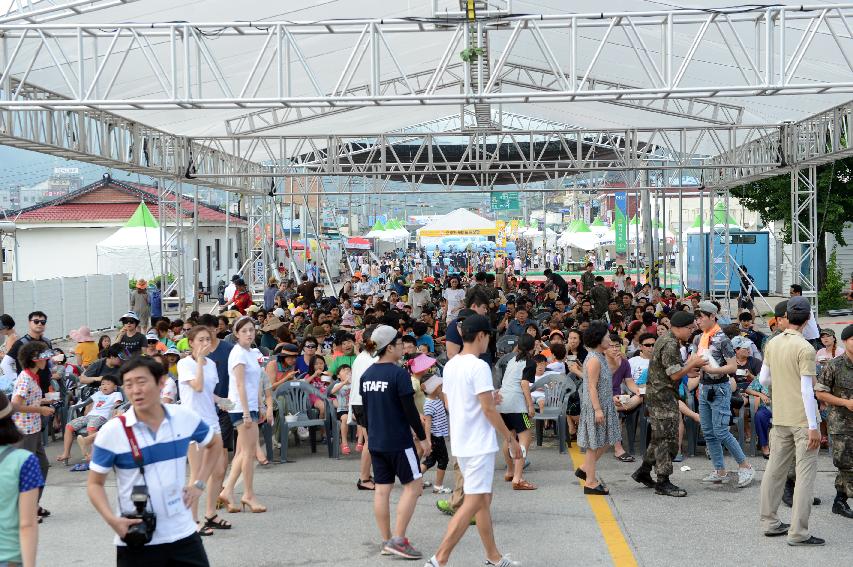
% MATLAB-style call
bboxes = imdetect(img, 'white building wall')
[10,226,115,280]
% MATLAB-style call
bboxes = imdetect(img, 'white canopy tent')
[416,208,497,238]
[95,202,164,279]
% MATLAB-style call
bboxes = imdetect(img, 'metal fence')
[2,274,129,337]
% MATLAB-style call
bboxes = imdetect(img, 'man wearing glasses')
[2,311,53,380]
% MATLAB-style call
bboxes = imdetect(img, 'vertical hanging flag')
[615,192,627,254]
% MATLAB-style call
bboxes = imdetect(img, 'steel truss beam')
[187,125,782,189]
[0,0,141,24]
[225,62,746,135]
[158,179,186,318]
[791,165,819,309]
[0,6,852,110]
[706,99,853,187]
[0,80,267,194]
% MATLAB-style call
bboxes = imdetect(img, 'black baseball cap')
[670,311,695,328]
[461,314,495,335]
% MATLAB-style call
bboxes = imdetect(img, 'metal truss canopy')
[0,5,852,110]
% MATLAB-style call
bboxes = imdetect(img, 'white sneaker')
[737,466,754,488]
[486,555,522,566]
[433,485,451,494]
[297,426,309,439]
[700,471,729,484]
[424,557,442,567]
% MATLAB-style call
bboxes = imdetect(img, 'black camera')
[121,485,157,547]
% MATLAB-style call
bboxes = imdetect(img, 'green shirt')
[329,353,357,379]
[0,447,39,563]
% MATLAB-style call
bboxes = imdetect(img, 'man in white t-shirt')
[425,315,522,567]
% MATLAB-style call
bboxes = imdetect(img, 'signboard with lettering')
[614,192,627,255]
[490,191,519,211]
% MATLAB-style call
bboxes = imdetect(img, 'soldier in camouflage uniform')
[815,323,853,519]
[632,311,707,497]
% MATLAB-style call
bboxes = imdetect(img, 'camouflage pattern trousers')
[831,434,853,498]
[643,401,680,478]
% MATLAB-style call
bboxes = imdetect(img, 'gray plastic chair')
[274,381,336,463]
[532,375,574,453]
[496,334,519,355]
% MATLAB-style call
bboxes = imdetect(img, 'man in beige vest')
[758,296,824,546]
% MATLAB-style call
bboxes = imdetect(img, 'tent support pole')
[192,184,199,314]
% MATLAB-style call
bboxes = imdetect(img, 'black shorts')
[352,405,367,429]
[336,410,348,420]
[370,447,422,485]
[501,412,532,433]
[217,408,235,452]
[117,533,209,567]
[422,436,449,471]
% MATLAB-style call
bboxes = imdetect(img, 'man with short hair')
[694,301,755,487]
[115,312,147,355]
[543,268,569,302]
[814,323,853,519]
[506,308,532,338]
[408,280,430,319]
[79,344,125,385]
[758,296,824,545]
[633,312,708,497]
[88,355,221,565]
[2,311,53,386]
[790,285,820,346]
[359,325,430,559]
[425,315,522,567]
[590,276,611,319]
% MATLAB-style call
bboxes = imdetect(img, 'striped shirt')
[90,404,212,546]
[424,398,449,437]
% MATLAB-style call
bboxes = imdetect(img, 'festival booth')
[95,202,163,279]
[416,208,498,252]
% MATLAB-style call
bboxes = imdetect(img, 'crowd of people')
[0,247,850,566]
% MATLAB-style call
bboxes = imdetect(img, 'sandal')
[355,442,364,452]
[217,495,241,513]
[37,507,51,518]
[574,468,587,481]
[504,473,514,482]
[512,479,538,491]
[615,453,636,463]
[341,443,351,456]
[357,478,375,491]
[70,462,90,472]
[204,514,232,530]
[197,525,214,536]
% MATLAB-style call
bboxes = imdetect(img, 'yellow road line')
[568,444,638,567]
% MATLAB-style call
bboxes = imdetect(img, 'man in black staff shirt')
[3,310,54,391]
[360,325,431,560]
[115,312,147,355]
[543,268,569,302]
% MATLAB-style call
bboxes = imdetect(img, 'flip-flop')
[614,453,635,463]
[70,462,89,472]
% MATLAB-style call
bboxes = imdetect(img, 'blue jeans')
[699,382,747,470]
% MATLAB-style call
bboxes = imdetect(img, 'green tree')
[819,247,846,312]
[730,156,853,289]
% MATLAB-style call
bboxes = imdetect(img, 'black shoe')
[782,479,795,507]
[631,468,655,488]
[814,497,822,506]
[764,522,790,537]
[574,467,587,481]
[655,479,687,497]
[37,507,50,518]
[832,498,853,518]
[583,484,610,495]
[787,536,825,546]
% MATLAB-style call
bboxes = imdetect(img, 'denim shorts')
[229,411,259,427]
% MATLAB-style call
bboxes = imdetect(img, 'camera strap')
[118,415,145,476]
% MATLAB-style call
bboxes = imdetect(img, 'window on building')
[215,238,221,270]
[227,238,232,269]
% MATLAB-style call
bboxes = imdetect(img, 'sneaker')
[486,555,522,566]
[297,426,309,439]
[380,541,392,556]
[436,500,453,516]
[701,471,729,484]
[424,557,442,567]
[737,466,755,488]
[672,453,684,463]
[764,522,790,537]
[423,480,433,488]
[433,485,451,494]
[383,537,423,560]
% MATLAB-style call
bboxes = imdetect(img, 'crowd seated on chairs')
[3,247,847,553]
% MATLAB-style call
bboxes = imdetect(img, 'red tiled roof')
[13,177,245,225]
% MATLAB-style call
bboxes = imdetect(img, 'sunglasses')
[31,319,47,325]
[304,344,317,349]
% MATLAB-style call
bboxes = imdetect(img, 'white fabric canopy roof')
[7,0,847,152]
[557,231,601,251]
[96,226,163,279]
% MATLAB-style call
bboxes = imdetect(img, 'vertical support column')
[791,165,819,312]
[192,185,199,313]
[159,177,185,318]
